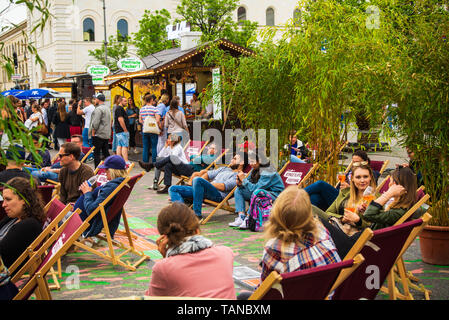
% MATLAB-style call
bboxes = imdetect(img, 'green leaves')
[88,35,129,72]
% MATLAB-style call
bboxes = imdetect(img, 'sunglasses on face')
[352,161,369,167]
[59,153,71,158]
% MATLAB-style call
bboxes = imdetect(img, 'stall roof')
[104,39,253,82]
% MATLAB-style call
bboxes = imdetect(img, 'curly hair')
[157,202,200,248]
[4,177,45,223]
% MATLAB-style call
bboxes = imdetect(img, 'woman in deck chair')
[237,187,341,299]
[229,150,284,231]
[145,202,236,299]
[0,177,45,270]
[74,155,129,238]
[305,150,380,211]
[319,166,426,258]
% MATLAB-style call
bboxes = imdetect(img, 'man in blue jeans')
[169,153,248,219]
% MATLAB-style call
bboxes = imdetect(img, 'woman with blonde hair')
[259,187,341,282]
[52,101,71,146]
[320,166,425,258]
[145,202,235,298]
[74,155,129,238]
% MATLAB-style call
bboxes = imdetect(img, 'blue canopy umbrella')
[15,88,64,100]
[1,89,23,96]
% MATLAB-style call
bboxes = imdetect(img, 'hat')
[98,155,126,170]
[93,93,106,102]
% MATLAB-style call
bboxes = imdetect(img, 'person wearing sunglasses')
[57,142,94,204]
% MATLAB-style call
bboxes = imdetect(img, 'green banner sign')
[87,65,110,77]
[117,58,144,72]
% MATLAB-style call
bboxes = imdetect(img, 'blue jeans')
[142,132,158,163]
[82,128,92,147]
[112,130,117,153]
[290,155,306,163]
[234,187,252,214]
[304,180,339,211]
[31,170,59,183]
[169,177,223,217]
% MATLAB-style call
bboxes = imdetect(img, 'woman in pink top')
[145,202,236,299]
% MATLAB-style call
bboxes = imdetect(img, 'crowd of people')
[0,92,427,300]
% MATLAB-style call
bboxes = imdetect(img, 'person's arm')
[325,191,345,218]
[118,116,127,132]
[155,113,163,131]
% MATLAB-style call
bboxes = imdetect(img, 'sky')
[0,0,27,29]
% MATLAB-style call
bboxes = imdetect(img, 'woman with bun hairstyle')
[145,202,236,298]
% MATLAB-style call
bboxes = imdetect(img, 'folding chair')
[13,211,90,300]
[249,254,365,300]
[379,195,432,300]
[10,198,80,291]
[332,218,427,300]
[278,161,320,189]
[375,175,391,194]
[73,172,150,271]
[94,160,135,187]
[80,146,95,163]
[38,184,55,206]
[370,159,390,176]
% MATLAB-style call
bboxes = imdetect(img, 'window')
[293,9,301,26]
[83,18,95,41]
[237,7,246,24]
[266,8,275,26]
[117,19,128,41]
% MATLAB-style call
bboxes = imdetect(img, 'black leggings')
[319,217,362,259]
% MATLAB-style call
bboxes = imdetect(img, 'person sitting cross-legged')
[139,133,193,193]
[168,152,249,220]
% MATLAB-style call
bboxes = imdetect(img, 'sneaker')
[138,160,154,172]
[239,216,249,229]
[86,157,94,163]
[133,148,140,154]
[152,179,159,190]
[229,214,245,227]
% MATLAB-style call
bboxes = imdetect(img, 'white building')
[27,0,303,88]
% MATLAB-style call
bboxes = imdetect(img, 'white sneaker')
[239,216,249,229]
[229,214,245,227]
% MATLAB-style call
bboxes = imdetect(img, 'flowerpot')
[419,225,449,266]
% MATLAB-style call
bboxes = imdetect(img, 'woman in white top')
[24,101,43,131]
[142,133,194,194]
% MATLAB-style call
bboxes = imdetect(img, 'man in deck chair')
[168,152,249,219]
[31,135,85,184]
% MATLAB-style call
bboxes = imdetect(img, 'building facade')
[26,0,303,88]
[0,20,30,91]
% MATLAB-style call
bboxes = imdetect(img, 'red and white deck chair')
[278,161,320,189]
[73,172,150,271]
[13,211,90,300]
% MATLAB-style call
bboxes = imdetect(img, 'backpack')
[246,189,275,232]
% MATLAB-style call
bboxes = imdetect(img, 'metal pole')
[103,0,108,66]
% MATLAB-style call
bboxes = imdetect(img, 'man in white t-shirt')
[77,97,96,148]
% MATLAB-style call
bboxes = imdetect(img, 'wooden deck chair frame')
[80,146,95,163]
[277,161,320,189]
[248,253,365,300]
[13,213,90,300]
[324,141,349,164]
[380,194,432,300]
[72,172,150,271]
[199,170,251,225]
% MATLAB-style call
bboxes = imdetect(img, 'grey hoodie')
[89,102,111,140]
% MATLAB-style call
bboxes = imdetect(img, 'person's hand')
[41,166,51,172]
[342,208,360,224]
[156,234,169,257]
[386,184,406,198]
[356,202,368,214]
[79,181,92,194]
[237,172,245,183]
[339,181,350,190]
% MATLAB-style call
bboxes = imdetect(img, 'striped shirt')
[140,104,158,122]
[259,220,341,282]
